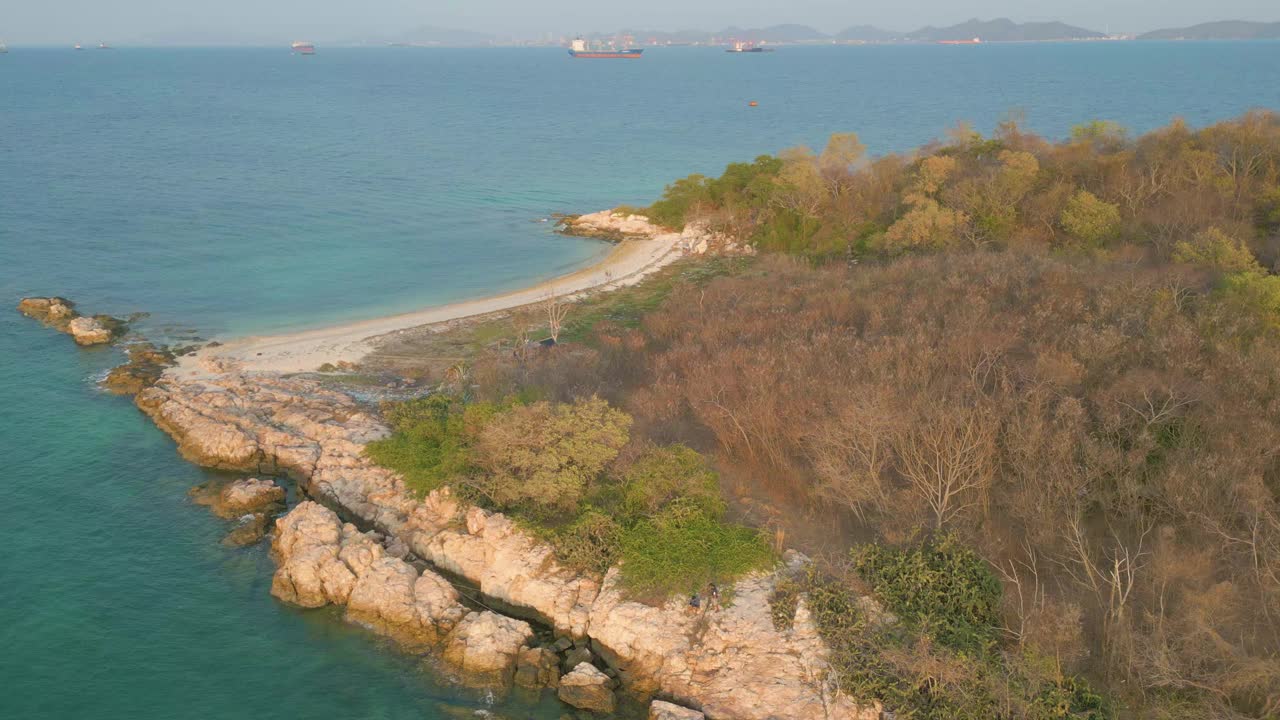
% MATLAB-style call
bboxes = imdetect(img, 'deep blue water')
[2,43,1278,719]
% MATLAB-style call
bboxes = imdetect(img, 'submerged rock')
[103,343,177,395]
[557,662,616,714]
[223,513,271,547]
[17,296,127,345]
[514,646,561,689]
[218,478,285,517]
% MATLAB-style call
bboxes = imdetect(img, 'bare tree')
[544,292,571,344]
[895,404,998,530]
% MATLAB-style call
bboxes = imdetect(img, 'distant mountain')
[380,25,495,46]
[1139,20,1280,40]
[907,18,1103,42]
[834,25,902,42]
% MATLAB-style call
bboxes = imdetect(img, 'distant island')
[598,18,1108,44]
[1139,20,1280,40]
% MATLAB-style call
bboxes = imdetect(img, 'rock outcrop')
[137,372,879,719]
[650,700,706,720]
[558,209,754,257]
[17,296,128,345]
[271,501,468,650]
[558,662,617,714]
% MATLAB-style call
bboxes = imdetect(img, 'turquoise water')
[2,43,1279,719]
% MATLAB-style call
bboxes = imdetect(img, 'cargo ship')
[726,41,772,53]
[291,41,316,55]
[568,37,642,59]
[938,37,982,45]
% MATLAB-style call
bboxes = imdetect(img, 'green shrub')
[617,444,724,523]
[365,395,494,495]
[852,534,1003,654]
[618,499,775,595]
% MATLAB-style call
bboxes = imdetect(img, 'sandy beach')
[174,224,683,377]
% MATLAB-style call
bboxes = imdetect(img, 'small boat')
[97,42,112,49]
[73,43,83,50]
[0,42,8,54]
[291,41,316,55]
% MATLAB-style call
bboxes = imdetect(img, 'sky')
[3,0,1278,45]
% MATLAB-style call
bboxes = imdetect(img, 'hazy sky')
[4,0,1278,44]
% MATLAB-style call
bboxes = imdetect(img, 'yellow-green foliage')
[471,396,631,516]
[1173,227,1263,275]
[364,395,498,495]
[1059,190,1121,247]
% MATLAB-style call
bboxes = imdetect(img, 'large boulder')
[346,556,467,649]
[557,662,616,714]
[67,316,114,345]
[441,610,534,684]
[649,700,705,720]
[270,502,360,607]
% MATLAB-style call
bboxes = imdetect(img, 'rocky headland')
[23,210,877,719]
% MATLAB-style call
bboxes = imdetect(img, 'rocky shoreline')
[133,371,877,719]
[19,211,876,719]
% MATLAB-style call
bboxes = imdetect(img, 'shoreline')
[174,217,685,377]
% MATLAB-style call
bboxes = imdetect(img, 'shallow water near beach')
[2,42,1279,718]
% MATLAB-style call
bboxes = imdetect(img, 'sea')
[2,42,1278,719]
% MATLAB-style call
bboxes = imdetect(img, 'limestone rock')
[514,646,561,689]
[17,296,77,326]
[557,662,616,714]
[441,610,534,683]
[560,210,665,242]
[649,700,704,720]
[270,502,355,607]
[68,316,114,345]
[18,297,127,345]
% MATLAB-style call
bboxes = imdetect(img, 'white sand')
[173,231,682,378]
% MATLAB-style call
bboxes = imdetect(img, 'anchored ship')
[291,41,316,55]
[0,42,8,54]
[726,41,772,53]
[938,37,982,45]
[568,37,642,59]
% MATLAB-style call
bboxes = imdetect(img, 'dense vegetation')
[370,112,1280,718]
[366,395,774,597]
